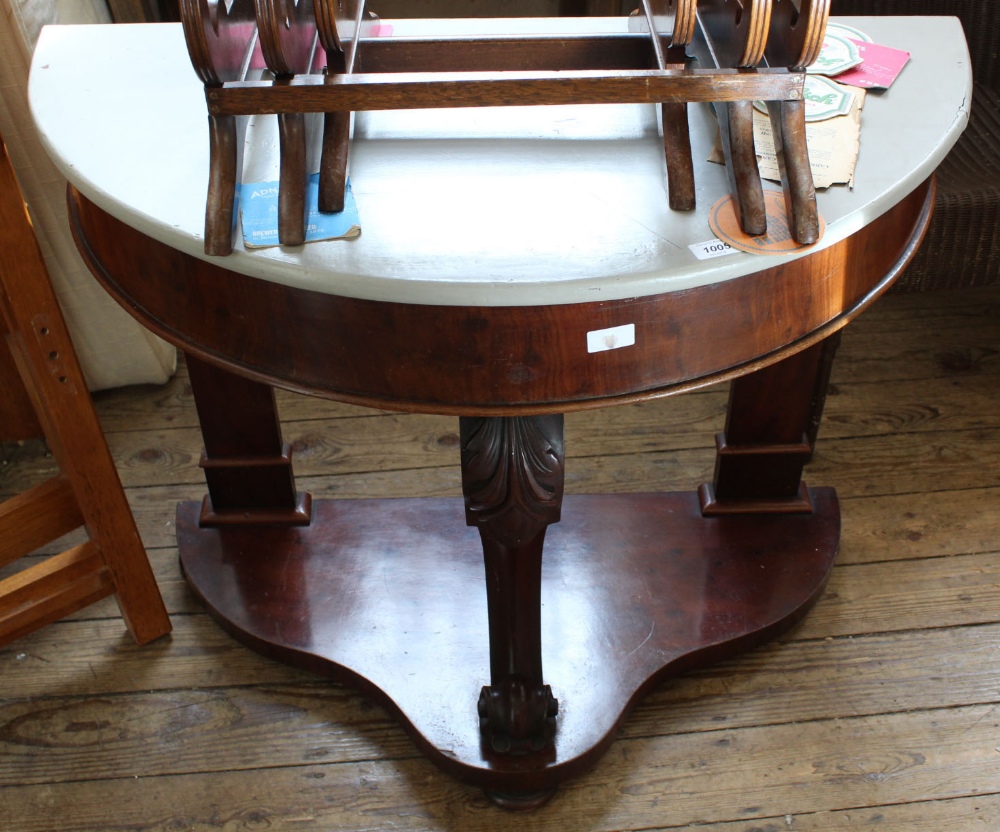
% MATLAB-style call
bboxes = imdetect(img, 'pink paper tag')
[836,40,910,89]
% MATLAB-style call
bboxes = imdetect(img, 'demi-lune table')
[30,16,969,806]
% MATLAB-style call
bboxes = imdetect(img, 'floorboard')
[1,285,998,830]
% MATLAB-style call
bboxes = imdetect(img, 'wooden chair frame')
[180,0,827,255]
[0,135,171,647]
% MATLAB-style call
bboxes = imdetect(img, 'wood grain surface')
[68,181,932,414]
[1,284,998,829]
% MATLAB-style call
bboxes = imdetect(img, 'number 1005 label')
[689,238,737,260]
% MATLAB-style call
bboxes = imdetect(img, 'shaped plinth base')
[178,489,839,803]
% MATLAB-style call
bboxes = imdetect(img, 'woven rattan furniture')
[834,1,999,290]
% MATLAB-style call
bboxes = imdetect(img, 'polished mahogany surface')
[178,490,840,795]
[68,181,933,415]
[38,15,967,807]
[63,152,934,807]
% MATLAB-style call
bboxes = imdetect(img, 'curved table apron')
[69,182,932,414]
[68,177,933,802]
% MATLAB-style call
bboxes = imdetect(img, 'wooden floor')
[1,284,998,830]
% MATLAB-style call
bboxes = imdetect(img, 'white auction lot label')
[587,323,635,354]
[689,238,738,260]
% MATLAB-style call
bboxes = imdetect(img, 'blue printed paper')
[241,175,361,248]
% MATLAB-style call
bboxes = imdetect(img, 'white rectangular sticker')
[587,323,635,354]
[689,238,738,260]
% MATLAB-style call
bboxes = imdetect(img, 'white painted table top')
[29,17,970,307]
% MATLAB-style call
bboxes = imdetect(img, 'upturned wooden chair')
[0,133,171,646]
[832,0,1000,290]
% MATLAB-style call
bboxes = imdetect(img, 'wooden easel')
[180,0,829,255]
[0,135,171,647]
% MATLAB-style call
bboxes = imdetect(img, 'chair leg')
[0,133,170,646]
[0,315,41,440]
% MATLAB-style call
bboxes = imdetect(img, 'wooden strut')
[0,134,171,647]
[180,0,829,255]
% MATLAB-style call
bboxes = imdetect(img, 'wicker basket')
[831,0,1000,290]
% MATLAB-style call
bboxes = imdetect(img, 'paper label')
[836,40,911,89]
[241,175,361,248]
[713,80,865,189]
[587,324,635,354]
[708,190,826,256]
[689,238,738,260]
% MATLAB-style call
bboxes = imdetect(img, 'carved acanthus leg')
[460,415,564,755]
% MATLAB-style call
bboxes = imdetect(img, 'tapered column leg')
[460,415,563,756]
[186,353,311,526]
[700,333,841,515]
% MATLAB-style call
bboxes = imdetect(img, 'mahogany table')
[31,16,969,806]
